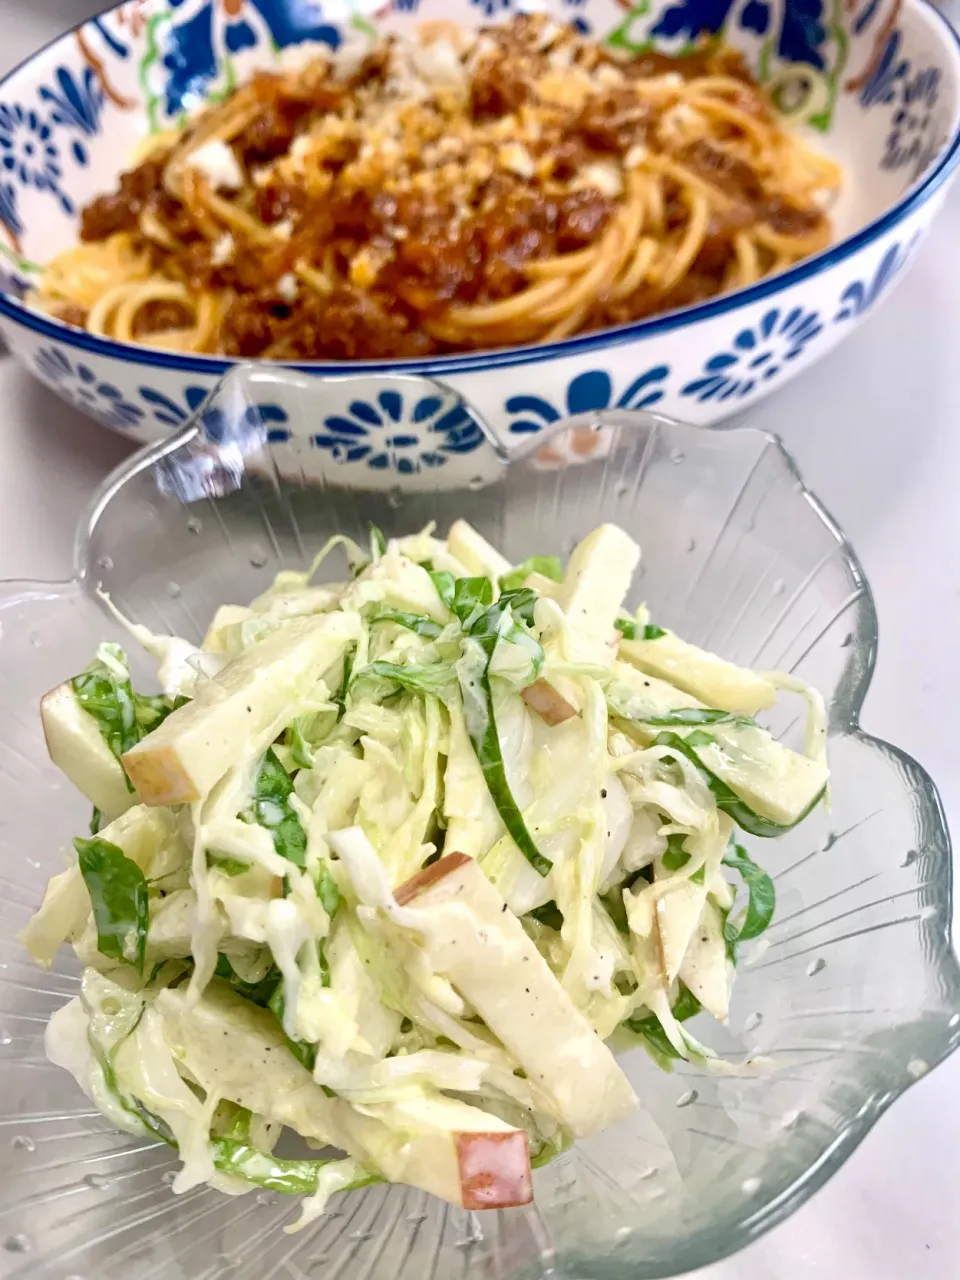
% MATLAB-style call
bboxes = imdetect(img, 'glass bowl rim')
[2,370,958,1275]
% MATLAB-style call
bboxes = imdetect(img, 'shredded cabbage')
[23,520,829,1218]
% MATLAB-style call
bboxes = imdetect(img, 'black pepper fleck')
[600,789,607,798]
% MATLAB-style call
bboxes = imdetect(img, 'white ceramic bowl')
[0,0,958,463]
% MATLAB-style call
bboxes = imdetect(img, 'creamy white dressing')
[27,516,829,1214]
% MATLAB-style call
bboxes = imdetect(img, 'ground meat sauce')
[80,155,168,241]
[65,16,831,360]
[132,299,193,337]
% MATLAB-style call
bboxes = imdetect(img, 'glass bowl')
[1,366,957,1280]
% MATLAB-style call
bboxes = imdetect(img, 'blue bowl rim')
[0,0,959,377]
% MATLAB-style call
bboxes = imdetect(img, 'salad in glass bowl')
[1,366,956,1280]
[24,516,829,1225]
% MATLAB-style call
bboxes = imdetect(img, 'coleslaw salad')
[23,519,828,1223]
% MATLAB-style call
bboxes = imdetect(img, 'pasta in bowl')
[0,0,957,443]
[30,18,839,359]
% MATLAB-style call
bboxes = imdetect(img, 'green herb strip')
[92,1028,375,1194]
[208,855,252,877]
[642,707,753,727]
[615,620,667,641]
[369,523,387,558]
[286,719,315,770]
[362,576,549,873]
[268,984,318,1072]
[214,955,280,1008]
[355,660,456,701]
[252,749,307,868]
[661,833,691,871]
[316,863,342,919]
[429,569,456,610]
[71,646,184,788]
[652,730,825,838]
[527,900,563,931]
[370,610,442,639]
[499,556,563,593]
[75,836,149,974]
[210,1138,381,1195]
[721,842,776,949]
[624,986,703,1068]
[334,646,355,721]
[458,634,551,876]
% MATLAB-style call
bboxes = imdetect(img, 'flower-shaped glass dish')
[0,366,958,1280]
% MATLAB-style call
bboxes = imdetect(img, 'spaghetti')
[28,15,841,360]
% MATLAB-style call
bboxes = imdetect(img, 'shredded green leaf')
[530,1129,573,1169]
[527,900,564,931]
[214,955,279,1008]
[499,556,563,593]
[250,750,307,868]
[369,610,442,639]
[653,731,825,837]
[642,707,753,727]
[71,646,179,788]
[316,863,342,919]
[285,719,315,770]
[334,647,355,721]
[208,854,252,877]
[623,985,702,1070]
[210,1138,380,1195]
[661,833,691,871]
[452,576,494,628]
[721,842,775,952]
[268,984,318,1072]
[457,633,550,876]
[75,836,149,974]
[369,524,387,559]
[429,569,456,609]
[352,660,456,702]
[615,619,666,641]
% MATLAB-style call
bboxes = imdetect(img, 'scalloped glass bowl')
[0,367,957,1280]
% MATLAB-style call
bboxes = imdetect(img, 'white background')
[1,0,959,1275]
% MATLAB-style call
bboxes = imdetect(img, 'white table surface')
[2,2,960,1276]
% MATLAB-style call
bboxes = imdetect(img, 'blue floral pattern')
[0,179,22,244]
[38,66,104,167]
[469,0,512,17]
[505,367,668,435]
[0,104,72,213]
[313,389,483,473]
[162,0,342,116]
[858,27,942,175]
[681,307,823,402]
[884,65,940,172]
[34,345,144,428]
[138,383,288,442]
[859,29,908,107]
[650,0,825,69]
[834,234,919,322]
